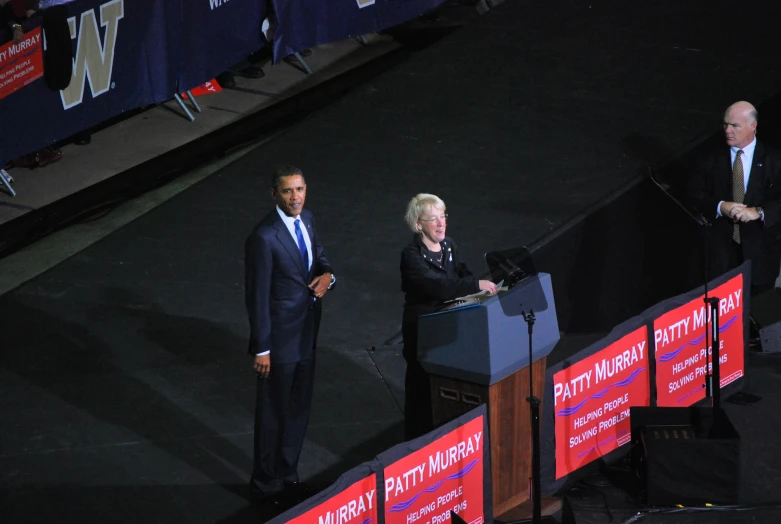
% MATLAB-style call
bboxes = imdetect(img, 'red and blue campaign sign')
[653,273,745,407]
[383,415,485,524]
[0,27,43,101]
[283,473,378,524]
[553,326,650,479]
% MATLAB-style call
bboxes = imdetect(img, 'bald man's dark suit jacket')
[689,140,781,292]
[244,208,333,496]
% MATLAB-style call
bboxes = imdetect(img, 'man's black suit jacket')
[690,140,781,289]
[245,208,333,363]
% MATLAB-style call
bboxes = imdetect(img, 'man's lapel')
[746,140,765,204]
[725,148,733,182]
[304,213,316,279]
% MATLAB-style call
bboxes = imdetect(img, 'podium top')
[417,273,560,385]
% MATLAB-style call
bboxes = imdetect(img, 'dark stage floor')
[4,1,781,523]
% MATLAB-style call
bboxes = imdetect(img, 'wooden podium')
[417,273,560,517]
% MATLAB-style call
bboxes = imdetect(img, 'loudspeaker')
[630,407,740,506]
[751,288,781,353]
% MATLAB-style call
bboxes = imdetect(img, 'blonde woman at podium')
[400,193,498,440]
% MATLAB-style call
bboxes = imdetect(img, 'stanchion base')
[495,497,562,524]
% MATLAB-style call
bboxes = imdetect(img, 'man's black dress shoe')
[236,65,265,79]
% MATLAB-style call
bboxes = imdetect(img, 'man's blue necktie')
[294,219,309,270]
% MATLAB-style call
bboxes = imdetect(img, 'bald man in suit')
[245,165,334,509]
[690,101,781,295]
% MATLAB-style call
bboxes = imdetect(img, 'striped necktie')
[732,150,744,244]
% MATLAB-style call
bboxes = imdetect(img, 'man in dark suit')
[245,165,335,509]
[690,101,781,295]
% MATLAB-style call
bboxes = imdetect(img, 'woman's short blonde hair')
[404,193,446,233]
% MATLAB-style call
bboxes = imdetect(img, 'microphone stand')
[702,225,721,408]
[648,169,721,407]
[516,309,556,524]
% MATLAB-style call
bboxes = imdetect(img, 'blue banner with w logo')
[0,0,266,164]
[268,0,448,62]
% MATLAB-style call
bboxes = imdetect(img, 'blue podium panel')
[417,273,560,385]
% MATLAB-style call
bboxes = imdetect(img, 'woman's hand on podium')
[479,280,498,295]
